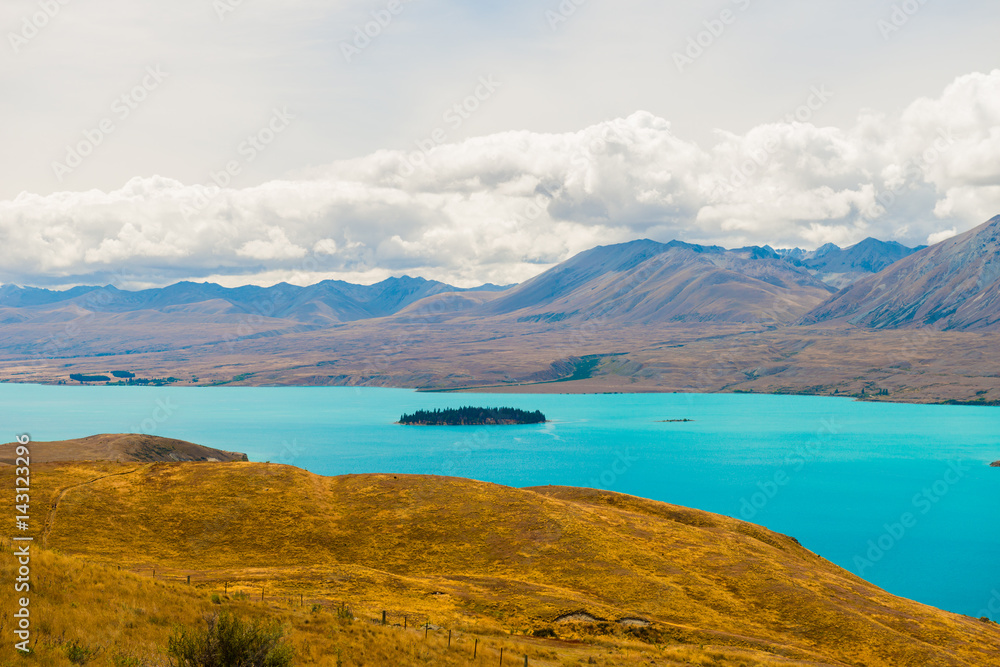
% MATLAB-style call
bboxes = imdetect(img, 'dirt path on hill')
[41,466,146,547]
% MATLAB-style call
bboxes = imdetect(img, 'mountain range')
[0,276,509,326]
[0,234,931,329]
[804,215,1000,331]
[2,216,999,399]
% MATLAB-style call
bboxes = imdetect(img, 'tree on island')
[70,373,111,383]
[399,406,546,425]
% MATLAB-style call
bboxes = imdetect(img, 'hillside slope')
[789,238,922,289]
[0,433,248,464]
[804,215,1000,330]
[18,461,1000,666]
[481,240,834,325]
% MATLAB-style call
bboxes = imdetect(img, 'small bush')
[167,611,293,667]
[66,641,97,665]
[112,653,142,667]
[210,594,222,605]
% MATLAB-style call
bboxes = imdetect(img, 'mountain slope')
[482,240,834,325]
[18,460,1000,666]
[804,215,1000,330]
[801,238,922,288]
[0,433,248,464]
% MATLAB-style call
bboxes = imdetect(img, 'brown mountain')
[804,215,1000,330]
[0,433,248,464]
[480,240,834,325]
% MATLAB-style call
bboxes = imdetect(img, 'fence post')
[448,629,452,647]
[473,638,478,658]
[261,586,265,602]
[187,575,191,585]
[300,594,303,606]
[500,647,504,665]
[404,615,407,629]
[382,611,387,625]
[524,655,528,666]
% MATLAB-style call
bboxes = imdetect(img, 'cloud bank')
[3,70,999,288]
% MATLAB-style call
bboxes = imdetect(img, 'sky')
[1,0,999,288]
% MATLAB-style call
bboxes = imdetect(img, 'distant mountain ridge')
[480,239,836,325]
[0,277,510,325]
[803,215,1000,331]
[774,238,924,289]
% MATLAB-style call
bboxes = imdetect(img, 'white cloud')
[927,228,958,245]
[2,71,999,288]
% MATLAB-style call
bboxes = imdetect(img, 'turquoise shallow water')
[3,384,999,618]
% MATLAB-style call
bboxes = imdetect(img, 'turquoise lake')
[4,384,999,619]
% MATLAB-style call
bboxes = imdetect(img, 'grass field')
[2,460,999,666]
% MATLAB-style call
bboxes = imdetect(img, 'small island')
[991,461,999,467]
[398,406,547,426]
[658,419,694,423]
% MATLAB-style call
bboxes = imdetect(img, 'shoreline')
[5,379,1000,408]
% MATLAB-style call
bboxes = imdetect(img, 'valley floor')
[4,322,1000,406]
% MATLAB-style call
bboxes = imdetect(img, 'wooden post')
[404,615,407,629]
[524,655,528,666]
[425,624,429,639]
[300,593,303,606]
[225,582,228,595]
[473,638,478,658]
[499,647,504,665]
[382,610,387,625]
[261,586,265,602]
[448,629,451,647]
[187,575,191,585]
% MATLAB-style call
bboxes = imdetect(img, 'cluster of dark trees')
[399,406,547,425]
[69,373,111,383]
[69,371,179,386]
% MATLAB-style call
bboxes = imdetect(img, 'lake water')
[4,384,999,619]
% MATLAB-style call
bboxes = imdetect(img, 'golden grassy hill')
[0,434,247,465]
[6,460,998,666]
